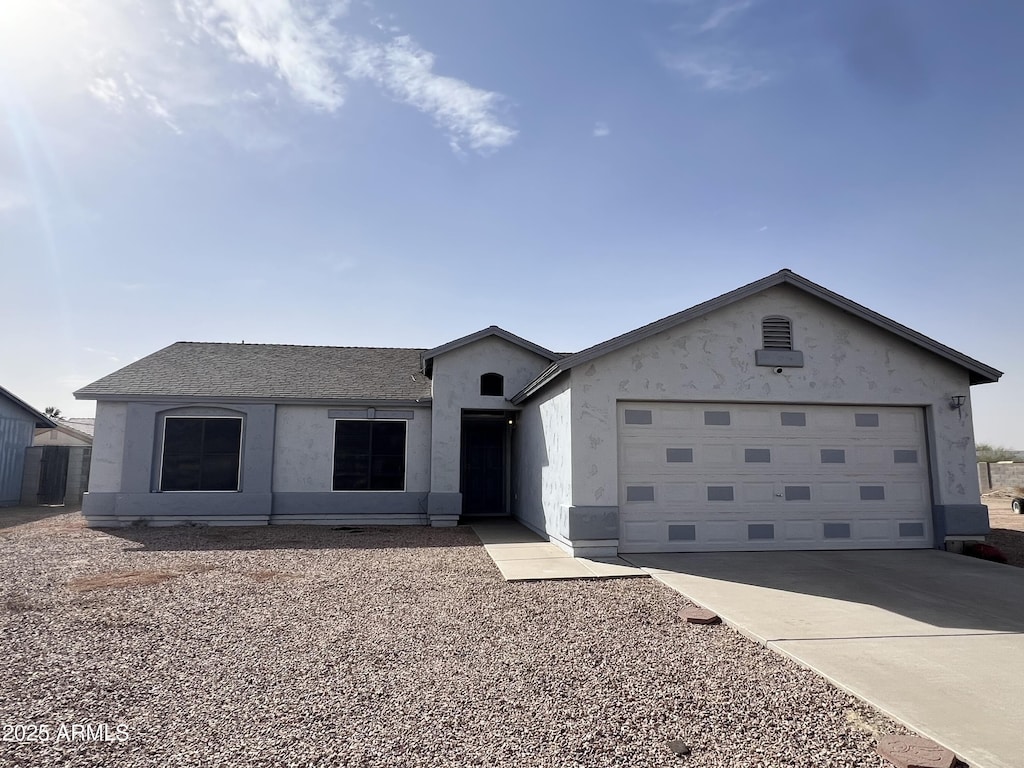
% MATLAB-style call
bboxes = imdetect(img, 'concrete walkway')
[471,520,647,581]
[626,550,1024,768]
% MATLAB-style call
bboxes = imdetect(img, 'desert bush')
[976,443,1019,462]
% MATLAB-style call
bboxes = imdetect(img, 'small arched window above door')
[480,373,504,397]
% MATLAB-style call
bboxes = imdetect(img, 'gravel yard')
[1,511,913,768]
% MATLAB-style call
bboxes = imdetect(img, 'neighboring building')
[75,270,1002,555]
[0,386,56,506]
[33,418,95,447]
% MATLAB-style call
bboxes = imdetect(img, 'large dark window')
[161,417,242,491]
[333,421,406,491]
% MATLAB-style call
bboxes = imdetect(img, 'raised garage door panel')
[618,403,932,553]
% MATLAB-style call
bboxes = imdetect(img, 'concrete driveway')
[626,550,1024,768]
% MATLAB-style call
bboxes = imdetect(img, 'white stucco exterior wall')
[88,401,128,493]
[273,405,431,493]
[513,376,572,537]
[429,336,552,494]
[569,284,981,508]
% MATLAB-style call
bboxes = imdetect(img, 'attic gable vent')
[761,316,793,350]
[755,315,804,368]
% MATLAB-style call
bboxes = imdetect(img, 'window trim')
[480,372,504,397]
[331,418,408,493]
[158,415,244,493]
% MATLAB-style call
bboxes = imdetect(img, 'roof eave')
[421,326,558,376]
[75,394,433,407]
[777,271,1002,385]
[509,363,566,405]
[544,269,1001,386]
[1,386,58,428]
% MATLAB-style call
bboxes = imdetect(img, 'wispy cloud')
[1,0,516,154]
[347,36,517,152]
[662,52,770,91]
[592,121,611,138]
[176,0,348,112]
[662,0,771,92]
[83,347,120,363]
[699,0,753,32]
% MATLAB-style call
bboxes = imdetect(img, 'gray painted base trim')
[82,491,272,526]
[933,504,991,542]
[427,492,462,526]
[272,492,427,520]
[271,515,424,526]
[566,505,619,540]
[83,491,431,527]
[515,514,621,558]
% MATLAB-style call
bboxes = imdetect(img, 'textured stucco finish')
[273,405,430,493]
[429,336,551,498]
[568,285,983,535]
[512,376,572,538]
[87,402,128,493]
[83,402,276,525]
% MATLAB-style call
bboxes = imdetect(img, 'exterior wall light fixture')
[949,395,966,416]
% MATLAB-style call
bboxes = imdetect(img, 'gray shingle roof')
[74,343,432,403]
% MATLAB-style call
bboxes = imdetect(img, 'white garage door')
[618,402,932,553]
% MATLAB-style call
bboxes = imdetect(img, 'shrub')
[976,443,1019,463]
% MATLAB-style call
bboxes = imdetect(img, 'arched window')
[761,316,793,350]
[480,373,504,397]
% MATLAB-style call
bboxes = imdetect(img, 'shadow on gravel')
[986,528,1024,568]
[0,506,73,531]
[102,524,482,552]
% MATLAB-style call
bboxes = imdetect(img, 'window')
[761,316,793,350]
[333,420,406,491]
[160,417,242,491]
[480,373,504,396]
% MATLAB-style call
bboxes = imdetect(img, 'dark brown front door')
[461,414,508,516]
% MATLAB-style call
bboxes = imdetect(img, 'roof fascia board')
[75,394,433,407]
[0,386,58,427]
[520,270,1000,389]
[509,364,567,405]
[778,272,1002,384]
[39,423,94,442]
[421,326,557,374]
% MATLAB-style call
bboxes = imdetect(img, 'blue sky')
[1,0,1021,447]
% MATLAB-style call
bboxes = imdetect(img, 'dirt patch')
[243,570,302,582]
[68,570,183,592]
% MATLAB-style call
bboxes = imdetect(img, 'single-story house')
[33,418,95,447]
[75,269,1002,555]
[0,386,57,506]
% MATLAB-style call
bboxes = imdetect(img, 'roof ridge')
[173,341,429,351]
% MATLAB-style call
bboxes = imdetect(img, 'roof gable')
[512,269,1001,403]
[420,326,558,376]
[0,386,57,427]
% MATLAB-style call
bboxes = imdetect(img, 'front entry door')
[461,414,508,516]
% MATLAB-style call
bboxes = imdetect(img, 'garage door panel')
[783,521,818,542]
[618,402,932,553]
[661,482,700,503]
[741,482,776,502]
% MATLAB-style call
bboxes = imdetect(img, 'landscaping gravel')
[0,512,910,768]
